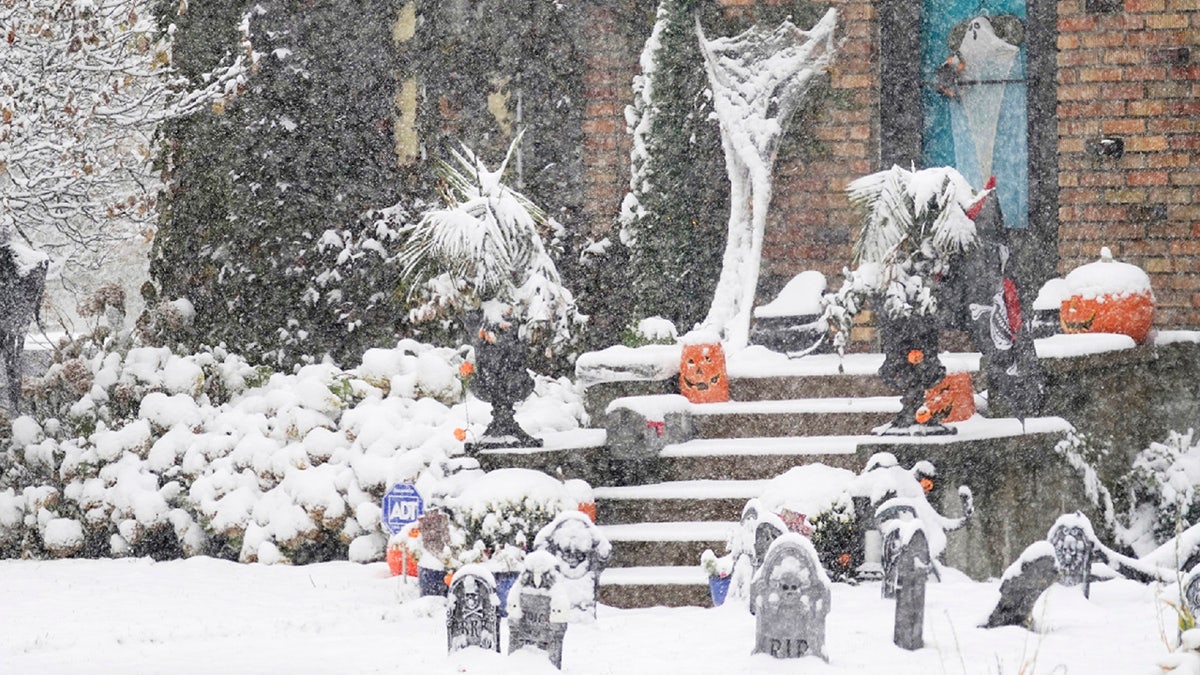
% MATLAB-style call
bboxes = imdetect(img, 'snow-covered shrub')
[619,317,678,348]
[0,338,585,564]
[443,469,583,572]
[1122,430,1200,552]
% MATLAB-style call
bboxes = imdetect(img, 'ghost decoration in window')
[936,14,1024,184]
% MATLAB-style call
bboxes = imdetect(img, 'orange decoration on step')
[914,405,932,424]
[924,372,975,424]
[679,343,729,404]
[907,349,924,365]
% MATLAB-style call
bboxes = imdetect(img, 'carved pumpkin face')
[1060,291,1154,344]
[679,342,729,403]
[924,372,975,423]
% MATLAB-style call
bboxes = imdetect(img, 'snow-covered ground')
[0,557,1176,674]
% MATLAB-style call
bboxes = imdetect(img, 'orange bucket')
[386,547,419,577]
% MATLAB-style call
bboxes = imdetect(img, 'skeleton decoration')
[446,566,501,653]
[876,501,920,600]
[0,240,49,413]
[533,512,612,621]
[1048,515,1095,597]
[750,533,831,660]
[507,550,570,669]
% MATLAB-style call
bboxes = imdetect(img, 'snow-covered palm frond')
[827,165,983,334]
[397,135,583,348]
[397,136,547,300]
[847,165,915,266]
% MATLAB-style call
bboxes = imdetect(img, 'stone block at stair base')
[604,396,694,485]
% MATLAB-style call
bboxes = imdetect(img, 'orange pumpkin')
[924,372,975,423]
[679,342,729,403]
[1060,291,1154,344]
[1060,248,1155,344]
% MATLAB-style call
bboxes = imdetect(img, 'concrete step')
[691,397,900,439]
[728,373,894,400]
[595,479,766,525]
[598,565,712,608]
[601,521,735,568]
[660,436,863,481]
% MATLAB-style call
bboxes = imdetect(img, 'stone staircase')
[480,367,909,609]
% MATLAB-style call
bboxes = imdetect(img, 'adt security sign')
[382,484,424,535]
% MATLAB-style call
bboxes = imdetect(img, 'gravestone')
[604,395,694,484]
[419,510,450,558]
[534,512,612,620]
[447,567,501,653]
[984,541,1059,628]
[754,520,785,571]
[750,533,831,660]
[1049,518,1093,597]
[507,550,569,669]
[1186,570,1200,619]
[876,500,919,599]
[893,527,932,650]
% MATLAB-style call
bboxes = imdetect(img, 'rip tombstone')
[507,550,569,669]
[751,533,831,661]
[446,567,501,654]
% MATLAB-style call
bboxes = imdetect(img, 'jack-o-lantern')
[924,372,975,423]
[679,342,729,403]
[1059,247,1155,344]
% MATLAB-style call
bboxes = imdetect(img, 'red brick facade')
[578,0,1200,331]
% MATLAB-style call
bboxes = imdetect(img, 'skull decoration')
[1048,514,1095,597]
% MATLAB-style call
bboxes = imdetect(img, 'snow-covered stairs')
[589,370,903,609]
[481,365,913,608]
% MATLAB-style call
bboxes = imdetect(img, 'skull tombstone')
[507,550,570,669]
[1048,514,1094,597]
[1185,569,1200,621]
[533,512,612,620]
[446,566,501,653]
[750,533,831,661]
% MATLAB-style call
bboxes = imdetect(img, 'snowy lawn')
[0,558,1174,674]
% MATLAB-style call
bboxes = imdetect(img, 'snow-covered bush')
[444,469,582,572]
[1122,430,1200,552]
[0,338,587,564]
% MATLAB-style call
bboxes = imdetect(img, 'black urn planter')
[875,313,955,436]
[465,317,542,453]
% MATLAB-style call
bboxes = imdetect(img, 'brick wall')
[763,0,875,294]
[580,1,641,239]
[577,0,1200,330]
[1055,0,1200,328]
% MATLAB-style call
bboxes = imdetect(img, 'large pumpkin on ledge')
[1059,247,1155,344]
